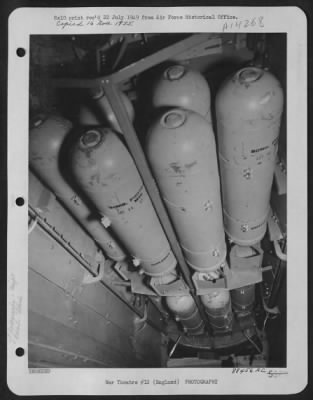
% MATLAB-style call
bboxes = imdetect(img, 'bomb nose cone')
[162,110,186,129]
[165,65,185,80]
[153,65,212,123]
[80,129,103,149]
[238,68,264,84]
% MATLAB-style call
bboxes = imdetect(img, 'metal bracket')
[114,262,158,295]
[192,245,265,293]
[114,261,131,281]
[192,269,227,295]
[82,262,105,285]
[225,244,263,290]
[131,275,157,296]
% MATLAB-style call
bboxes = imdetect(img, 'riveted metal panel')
[29,269,137,361]
[29,229,135,332]
[29,311,128,367]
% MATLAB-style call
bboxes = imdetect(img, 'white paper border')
[7,6,308,396]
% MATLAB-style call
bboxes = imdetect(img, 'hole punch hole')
[16,48,26,57]
[15,347,25,357]
[16,197,25,206]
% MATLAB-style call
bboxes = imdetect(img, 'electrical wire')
[262,313,270,334]
[262,311,279,334]
[169,335,182,358]
[273,239,287,262]
[242,331,262,354]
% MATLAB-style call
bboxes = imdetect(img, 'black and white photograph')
[6,6,307,396]
[27,31,287,369]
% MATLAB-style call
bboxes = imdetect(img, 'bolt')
[212,249,220,257]
[101,216,111,228]
[241,224,249,232]
[243,168,252,179]
[132,258,141,267]
[204,200,213,212]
